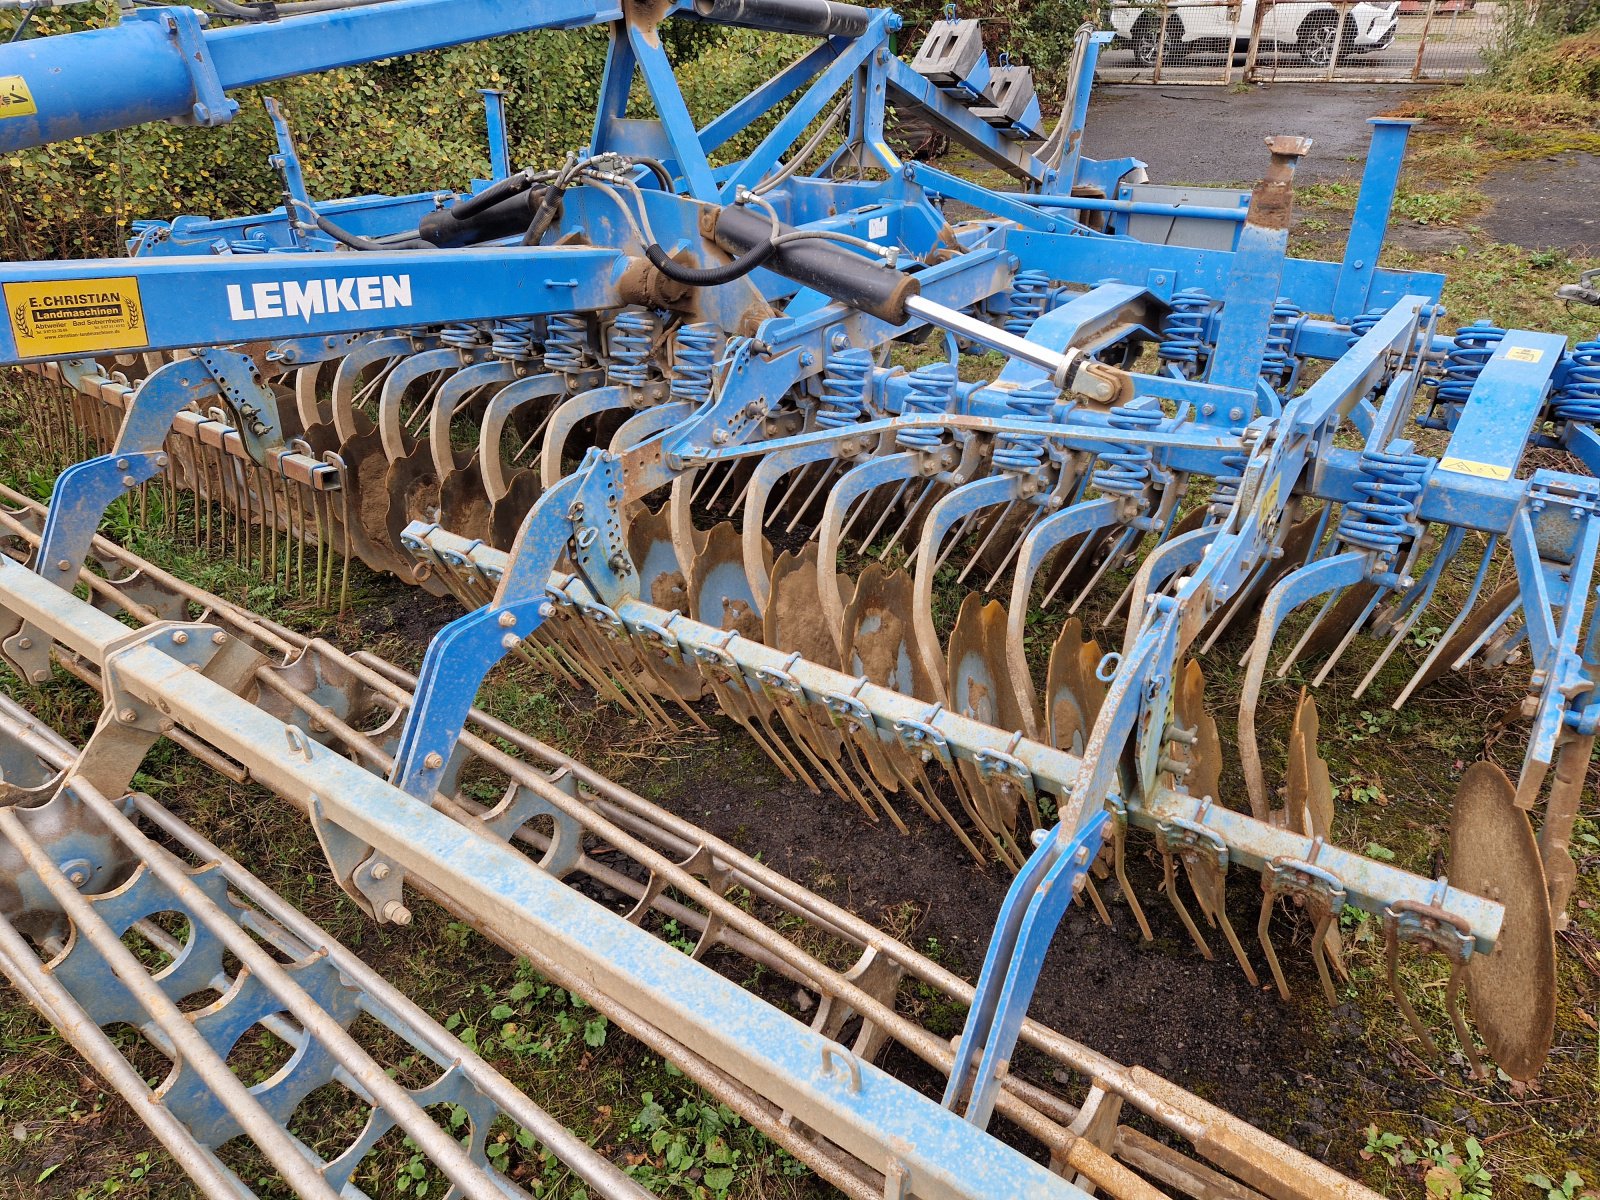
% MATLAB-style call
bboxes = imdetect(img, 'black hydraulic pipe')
[712,204,918,325]
[691,0,871,38]
[420,187,553,247]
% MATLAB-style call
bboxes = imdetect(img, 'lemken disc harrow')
[0,1,1594,1196]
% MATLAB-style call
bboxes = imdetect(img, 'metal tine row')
[0,711,654,1200]
[20,361,352,610]
[0,503,1389,1200]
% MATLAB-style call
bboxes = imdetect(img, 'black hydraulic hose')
[309,209,433,251]
[631,157,674,192]
[204,0,395,21]
[450,171,535,222]
[644,239,778,287]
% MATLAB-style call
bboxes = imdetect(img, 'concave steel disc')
[687,521,766,645]
[766,544,844,671]
[1450,760,1557,1081]
[1175,658,1223,803]
[628,503,704,701]
[946,594,1026,734]
[840,564,938,703]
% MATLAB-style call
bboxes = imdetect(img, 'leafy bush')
[0,3,1082,259]
[1490,30,1600,98]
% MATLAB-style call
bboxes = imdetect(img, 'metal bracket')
[130,6,239,128]
[309,787,410,926]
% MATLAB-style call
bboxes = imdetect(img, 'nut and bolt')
[382,900,412,926]
[423,752,445,770]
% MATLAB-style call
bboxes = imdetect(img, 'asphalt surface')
[1080,82,1434,185]
[1081,83,1597,252]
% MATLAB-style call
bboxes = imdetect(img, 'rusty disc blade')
[766,544,843,671]
[488,469,543,551]
[1299,581,1380,662]
[439,460,493,544]
[840,564,938,702]
[688,521,766,645]
[1044,617,1091,754]
[947,594,1027,733]
[1285,688,1333,837]
[382,444,447,595]
[337,427,414,578]
[1450,760,1556,1081]
[1175,658,1223,803]
[629,504,704,700]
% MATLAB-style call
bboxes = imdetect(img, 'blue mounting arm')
[943,809,1111,1130]
[389,450,635,801]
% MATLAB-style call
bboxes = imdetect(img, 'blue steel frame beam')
[0,247,627,363]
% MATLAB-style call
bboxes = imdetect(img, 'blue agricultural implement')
[0,1,1594,1196]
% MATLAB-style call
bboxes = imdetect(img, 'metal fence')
[1093,0,1527,84]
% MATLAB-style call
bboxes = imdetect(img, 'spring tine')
[782,460,840,534]
[335,479,352,616]
[954,501,1015,586]
[917,507,974,574]
[1384,919,1440,1055]
[1083,877,1112,927]
[1273,586,1345,678]
[1256,891,1293,1002]
[1444,959,1485,1077]
[1160,844,1214,959]
[845,477,905,550]
[1209,874,1260,987]
[1108,814,1153,941]
[981,502,1047,594]
[1309,909,1339,1005]
[1310,586,1385,687]
[767,460,819,530]
[1393,539,1501,707]
[704,461,744,512]
[689,463,719,505]
[1066,525,1137,615]
[1040,528,1102,609]
[880,479,938,561]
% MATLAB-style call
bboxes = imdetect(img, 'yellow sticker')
[0,75,35,119]
[874,139,902,170]
[1439,456,1512,481]
[1506,346,1543,363]
[1257,475,1281,521]
[6,277,149,357]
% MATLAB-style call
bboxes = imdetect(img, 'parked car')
[1110,0,1401,66]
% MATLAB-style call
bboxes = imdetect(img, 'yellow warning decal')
[1439,456,1512,481]
[1257,474,1281,522]
[6,277,149,357]
[1506,346,1543,364]
[0,76,35,119]
[874,140,902,170]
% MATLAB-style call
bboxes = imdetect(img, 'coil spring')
[544,313,593,375]
[670,323,719,406]
[439,322,487,351]
[607,310,657,389]
[1430,319,1505,410]
[1158,288,1213,373]
[491,318,540,361]
[1260,298,1303,390]
[1551,341,1600,424]
[1337,446,1429,557]
[816,346,873,430]
[1346,309,1384,347]
[992,380,1057,472]
[1004,270,1053,337]
[1210,445,1247,515]
[1092,405,1161,496]
[897,362,957,452]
